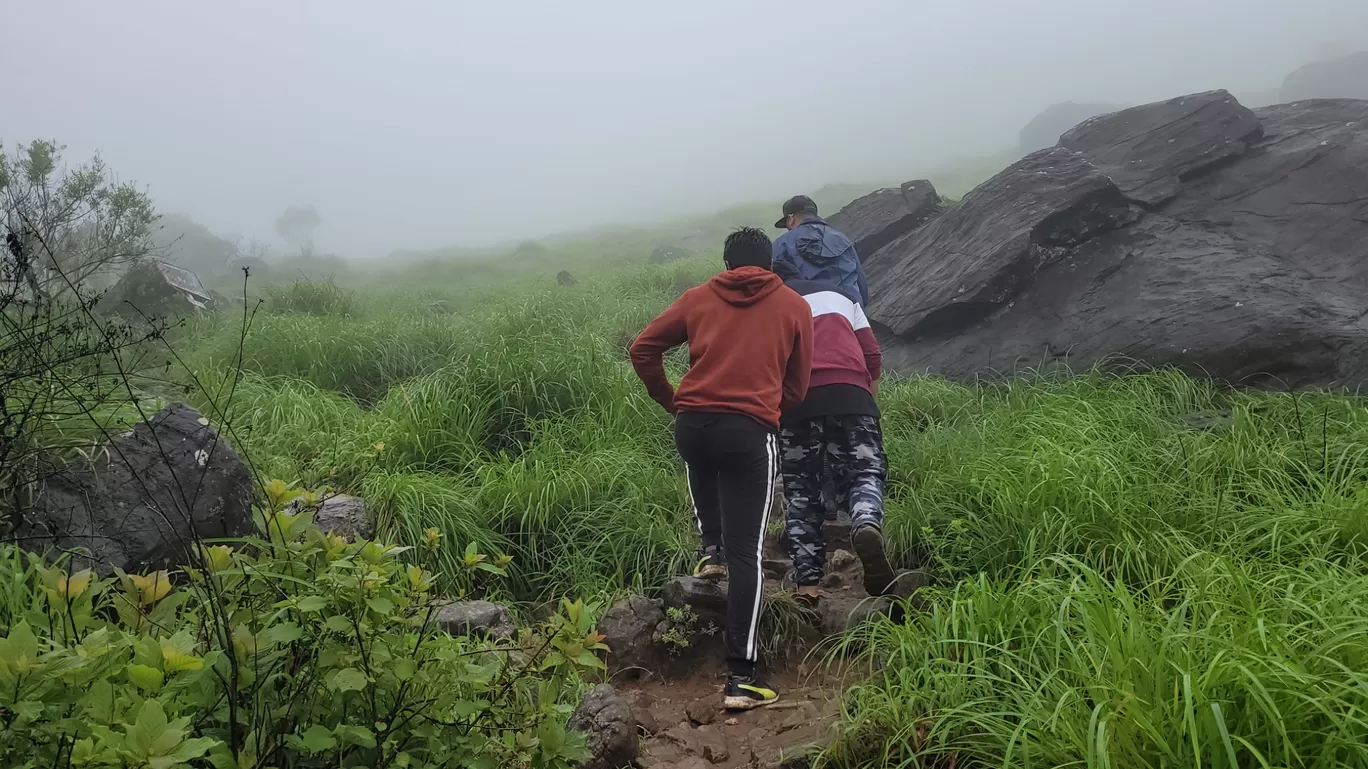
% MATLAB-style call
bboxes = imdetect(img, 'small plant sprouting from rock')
[658,604,717,656]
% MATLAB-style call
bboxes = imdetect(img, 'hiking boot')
[781,567,810,592]
[693,546,727,580]
[852,525,897,597]
[723,675,779,710]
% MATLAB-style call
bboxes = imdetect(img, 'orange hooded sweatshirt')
[629,266,813,431]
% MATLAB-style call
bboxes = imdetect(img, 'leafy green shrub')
[0,479,607,769]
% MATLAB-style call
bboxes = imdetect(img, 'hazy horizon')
[4,0,1365,258]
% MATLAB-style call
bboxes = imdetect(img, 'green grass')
[155,252,1368,767]
[829,555,1368,767]
[824,373,1368,767]
[180,258,714,603]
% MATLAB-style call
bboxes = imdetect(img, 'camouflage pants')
[774,456,846,521]
[779,414,887,587]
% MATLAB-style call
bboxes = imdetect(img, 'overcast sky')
[3,0,1365,257]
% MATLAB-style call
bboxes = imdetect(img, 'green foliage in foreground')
[171,261,1368,767]
[0,480,605,769]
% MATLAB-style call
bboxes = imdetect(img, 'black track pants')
[674,411,776,678]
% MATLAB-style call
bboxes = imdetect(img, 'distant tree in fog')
[274,205,321,256]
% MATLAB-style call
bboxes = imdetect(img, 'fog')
[3,0,1366,257]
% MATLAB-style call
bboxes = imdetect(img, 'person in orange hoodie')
[630,226,813,710]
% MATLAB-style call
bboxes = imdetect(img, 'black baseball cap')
[775,195,819,228]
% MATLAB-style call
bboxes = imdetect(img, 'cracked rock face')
[851,89,1368,390]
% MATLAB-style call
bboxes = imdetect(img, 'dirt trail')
[623,665,845,769]
[614,518,922,769]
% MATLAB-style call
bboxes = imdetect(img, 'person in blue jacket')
[772,195,869,307]
[772,195,871,527]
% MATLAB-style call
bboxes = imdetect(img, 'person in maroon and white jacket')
[777,279,898,604]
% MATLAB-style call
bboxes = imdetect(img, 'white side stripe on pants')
[745,432,776,663]
[684,462,703,538]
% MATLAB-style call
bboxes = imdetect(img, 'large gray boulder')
[862,90,1368,390]
[14,403,255,574]
[97,261,217,323]
[1059,90,1264,207]
[866,147,1133,337]
[826,180,945,261]
[1280,51,1368,102]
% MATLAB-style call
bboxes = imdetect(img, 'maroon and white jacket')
[786,279,882,393]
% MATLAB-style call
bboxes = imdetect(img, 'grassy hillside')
[11,144,1356,765]
[165,251,1368,766]
[368,168,1001,285]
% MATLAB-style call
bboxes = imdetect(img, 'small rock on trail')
[568,684,639,769]
[434,599,516,640]
[288,493,369,541]
[609,532,927,768]
[598,594,668,680]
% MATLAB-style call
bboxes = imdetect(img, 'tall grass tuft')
[263,276,359,316]
[828,554,1368,768]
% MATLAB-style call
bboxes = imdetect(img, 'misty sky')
[4,0,1366,258]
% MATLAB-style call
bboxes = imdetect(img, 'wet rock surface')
[597,522,926,767]
[825,180,945,261]
[849,90,1368,390]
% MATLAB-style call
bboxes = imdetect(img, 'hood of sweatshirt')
[793,218,856,266]
[707,266,785,307]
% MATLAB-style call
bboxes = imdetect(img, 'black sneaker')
[692,546,727,580]
[723,675,779,710]
[852,525,896,597]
